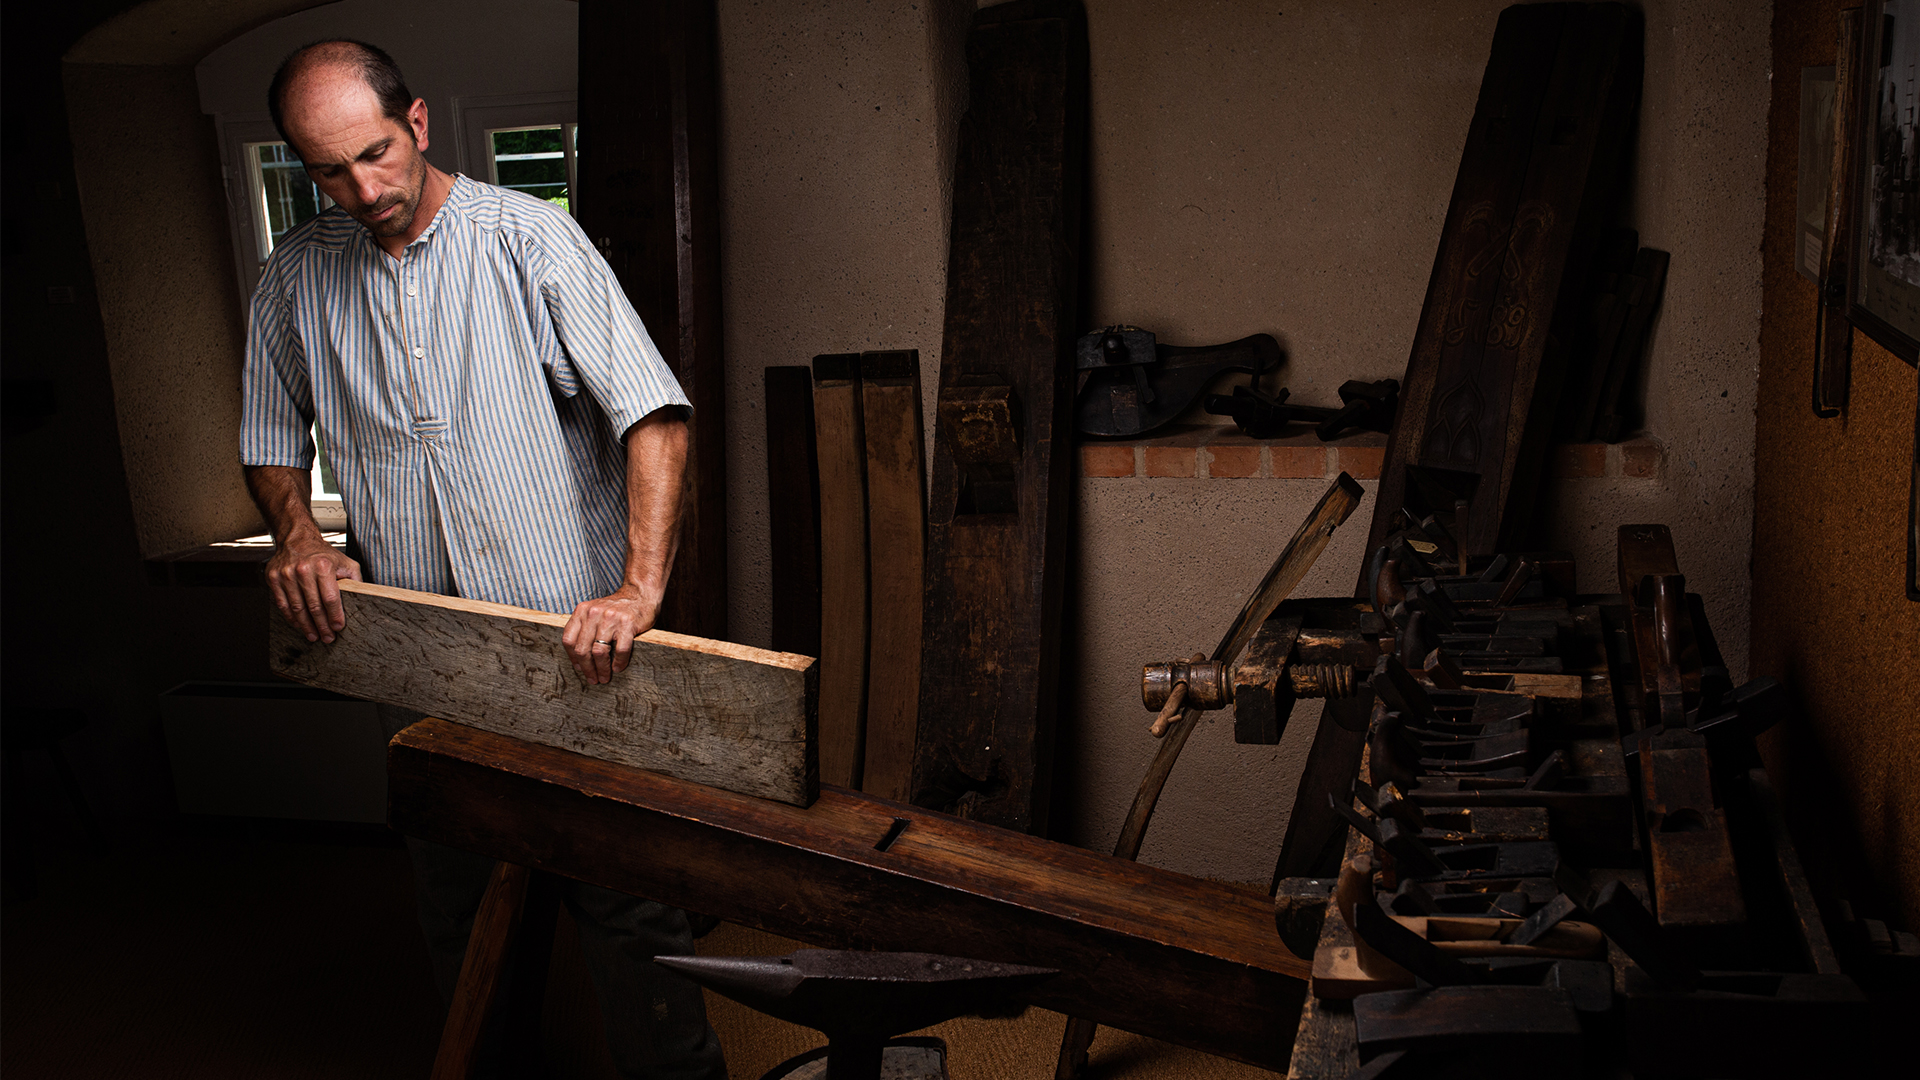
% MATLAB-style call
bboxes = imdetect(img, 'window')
[485,124,578,214]
[451,91,577,212]
[247,141,331,259]
[221,133,343,520]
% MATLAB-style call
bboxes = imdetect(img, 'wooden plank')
[388,719,1310,1072]
[913,0,1089,832]
[858,350,926,802]
[269,579,818,806]
[431,861,532,1080]
[1368,3,1641,559]
[812,353,869,789]
[430,863,558,1080]
[578,0,727,640]
[764,366,822,658]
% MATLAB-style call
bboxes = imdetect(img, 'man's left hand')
[562,583,663,685]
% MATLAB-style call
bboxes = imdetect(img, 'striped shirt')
[240,174,690,614]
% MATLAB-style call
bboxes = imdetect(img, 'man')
[240,40,725,1079]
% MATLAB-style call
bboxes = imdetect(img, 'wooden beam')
[578,0,727,640]
[913,0,1088,833]
[387,719,1309,1073]
[812,353,869,789]
[764,366,823,659]
[269,580,817,806]
[858,350,926,802]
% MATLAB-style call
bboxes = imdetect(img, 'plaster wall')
[63,62,260,556]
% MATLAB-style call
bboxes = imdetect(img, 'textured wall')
[63,62,260,557]
[718,0,975,640]
[1755,0,1920,933]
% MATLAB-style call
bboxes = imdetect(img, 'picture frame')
[1848,0,1920,367]
[1799,65,1837,284]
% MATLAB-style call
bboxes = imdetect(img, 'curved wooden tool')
[1055,472,1364,1079]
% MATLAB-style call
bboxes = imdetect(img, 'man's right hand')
[266,534,363,643]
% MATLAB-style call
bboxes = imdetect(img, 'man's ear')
[408,97,430,152]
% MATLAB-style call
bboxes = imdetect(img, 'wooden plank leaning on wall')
[911,0,1088,834]
[1276,2,1644,884]
[812,354,870,789]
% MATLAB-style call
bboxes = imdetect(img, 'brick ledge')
[1079,427,1664,481]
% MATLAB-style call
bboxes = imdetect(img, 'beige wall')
[64,0,1771,884]
[64,62,261,557]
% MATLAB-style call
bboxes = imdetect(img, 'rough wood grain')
[912,0,1088,832]
[269,580,818,806]
[812,353,869,789]
[388,719,1310,1072]
[859,350,926,802]
[1369,2,1641,559]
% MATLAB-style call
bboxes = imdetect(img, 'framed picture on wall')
[1800,65,1837,283]
[1849,0,1920,366]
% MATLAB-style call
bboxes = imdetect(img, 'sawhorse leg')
[431,861,560,1080]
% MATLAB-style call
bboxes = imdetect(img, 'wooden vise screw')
[1142,657,1360,712]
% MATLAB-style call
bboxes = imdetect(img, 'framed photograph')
[1849,1,1920,366]
[1800,66,1837,283]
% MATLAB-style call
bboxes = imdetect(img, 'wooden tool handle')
[1147,654,1207,737]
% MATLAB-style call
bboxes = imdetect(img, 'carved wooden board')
[911,0,1087,833]
[1282,2,1642,884]
[1368,2,1641,558]
[269,580,818,806]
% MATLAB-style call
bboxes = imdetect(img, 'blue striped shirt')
[240,174,690,614]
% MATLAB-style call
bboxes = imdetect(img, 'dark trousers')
[383,708,725,1079]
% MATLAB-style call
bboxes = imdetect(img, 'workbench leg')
[1271,696,1372,889]
[430,861,558,1080]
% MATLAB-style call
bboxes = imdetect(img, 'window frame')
[449,91,578,209]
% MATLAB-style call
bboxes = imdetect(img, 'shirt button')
[407,286,417,297]
[412,346,424,358]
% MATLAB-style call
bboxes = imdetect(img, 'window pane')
[491,126,569,213]
[253,143,325,256]
[312,425,340,499]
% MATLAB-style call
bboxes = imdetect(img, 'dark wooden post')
[578,0,727,640]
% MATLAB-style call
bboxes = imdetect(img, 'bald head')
[268,40,413,157]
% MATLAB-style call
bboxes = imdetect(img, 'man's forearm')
[245,464,327,546]
[245,463,361,643]
[621,411,689,596]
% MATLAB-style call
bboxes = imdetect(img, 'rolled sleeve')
[540,242,692,443]
[239,276,318,470]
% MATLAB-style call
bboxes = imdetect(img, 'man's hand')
[246,463,363,644]
[265,534,364,643]
[561,410,686,686]
[562,582,665,685]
